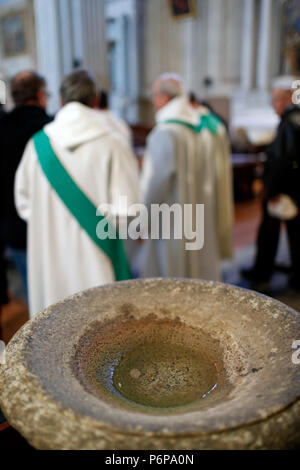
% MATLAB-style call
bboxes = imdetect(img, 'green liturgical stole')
[163,113,221,135]
[33,130,131,282]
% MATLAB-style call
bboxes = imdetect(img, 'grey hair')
[272,75,298,91]
[60,69,98,107]
[157,73,185,98]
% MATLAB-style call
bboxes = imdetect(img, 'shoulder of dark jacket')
[282,105,300,127]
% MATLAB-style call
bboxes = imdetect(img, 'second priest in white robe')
[140,93,233,280]
[15,101,140,317]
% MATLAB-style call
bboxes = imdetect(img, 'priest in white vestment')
[139,74,233,280]
[15,70,140,317]
[190,100,234,261]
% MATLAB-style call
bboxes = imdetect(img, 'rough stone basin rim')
[0,279,300,450]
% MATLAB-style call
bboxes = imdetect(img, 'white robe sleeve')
[215,126,234,260]
[109,138,141,216]
[141,128,176,206]
[14,139,35,222]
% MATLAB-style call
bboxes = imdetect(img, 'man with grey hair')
[139,73,233,280]
[15,69,140,316]
[60,69,99,107]
[151,73,184,111]
[242,75,300,291]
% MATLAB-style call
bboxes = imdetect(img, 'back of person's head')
[60,69,98,108]
[152,73,184,112]
[10,71,47,107]
[99,89,109,110]
[156,73,184,99]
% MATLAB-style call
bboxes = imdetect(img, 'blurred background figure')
[0,71,51,300]
[242,76,300,291]
[97,89,133,147]
[139,73,233,280]
[15,70,140,317]
[189,91,234,260]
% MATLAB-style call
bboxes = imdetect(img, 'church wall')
[81,0,109,90]
[34,0,109,114]
[140,0,244,125]
[0,0,36,108]
[0,0,292,131]
[105,0,142,122]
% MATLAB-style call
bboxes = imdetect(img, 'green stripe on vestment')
[163,113,222,135]
[33,130,131,282]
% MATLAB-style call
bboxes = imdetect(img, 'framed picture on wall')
[281,0,300,74]
[0,12,27,58]
[169,0,197,20]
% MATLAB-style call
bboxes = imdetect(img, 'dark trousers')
[0,243,9,341]
[0,220,27,300]
[254,204,300,282]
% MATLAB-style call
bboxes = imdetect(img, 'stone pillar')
[80,0,109,89]
[256,0,273,91]
[58,0,74,76]
[127,0,145,122]
[34,0,109,113]
[183,16,201,94]
[241,0,256,91]
[206,0,223,87]
[71,0,84,65]
[33,0,63,113]
[105,0,144,122]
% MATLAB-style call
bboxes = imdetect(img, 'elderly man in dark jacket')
[0,71,51,308]
[243,78,300,290]
[0,105,8,332]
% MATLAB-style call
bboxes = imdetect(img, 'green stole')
[163,113,222,135]
[33,130,131,282]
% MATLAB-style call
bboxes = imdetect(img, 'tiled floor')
[233,200,263,249]
[0,258,29,344]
